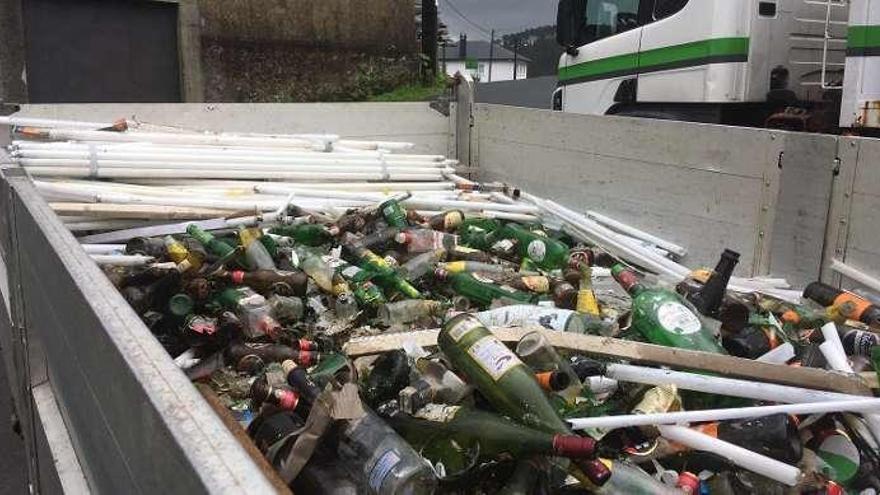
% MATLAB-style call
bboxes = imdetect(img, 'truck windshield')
[584,0,640,43]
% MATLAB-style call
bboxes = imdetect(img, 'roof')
[442,41,531,63]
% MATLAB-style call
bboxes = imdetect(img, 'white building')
[442,40,530,83]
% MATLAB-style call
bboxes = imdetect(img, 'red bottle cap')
[576,458,612,486]
[230,270,246,284]
[552,434,597,458]
[296,350,317,367]
[275,389,301,410]
[677,471,700,494]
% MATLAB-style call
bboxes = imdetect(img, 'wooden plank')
[49,202,232,220]
[343,327,871,396]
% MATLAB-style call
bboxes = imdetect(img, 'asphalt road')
[474,76,558,110]
[0,359,26,495]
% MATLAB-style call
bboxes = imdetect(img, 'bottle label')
[657,302,702,335]
[414,403,460,423]
[493,239,515,253]
[446,316,483,342]
[444,211,463,230]
[341,265,362,279]
[468,336,520,381]
[527,240,547,262]
[368,449,401,492]
[521,276,549,293]
[471,273,495,284]
[476,306,573,332]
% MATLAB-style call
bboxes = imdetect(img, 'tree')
[502,26,562,78]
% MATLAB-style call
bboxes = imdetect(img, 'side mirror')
[557,0,587,52]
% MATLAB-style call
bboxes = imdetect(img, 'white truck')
[553,0,880,132]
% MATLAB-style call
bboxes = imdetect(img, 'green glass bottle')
[434,269,535,308]
[343,237,421,299]
[186,224,235,258]
[327,257,387,308]
[437,315,613,486]
[611,264,725,353]
[269,224,332,246]
[378,192,412,229]
[499,223,571,271]
[437,314,568,434]
[458,218,502,251]
[390,404,597,460]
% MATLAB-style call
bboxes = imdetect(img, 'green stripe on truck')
[847,26,880,57]
[558,37,750,85]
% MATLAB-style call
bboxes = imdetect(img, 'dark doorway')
[22,0,181,103]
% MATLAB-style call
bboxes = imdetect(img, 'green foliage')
[502,25,563,78]
[368,76,449,102]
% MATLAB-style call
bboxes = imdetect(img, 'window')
[653,0,688,21]
[584,0,641,43]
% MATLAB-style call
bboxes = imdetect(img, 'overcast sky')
[439,0,558,41]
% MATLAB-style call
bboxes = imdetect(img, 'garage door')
[23,0,181,103]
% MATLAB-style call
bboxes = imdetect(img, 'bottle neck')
[611,265,644,296]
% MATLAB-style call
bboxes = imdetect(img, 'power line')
[441,0,492,36]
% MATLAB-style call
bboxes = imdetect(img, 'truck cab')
[554,0,851,128]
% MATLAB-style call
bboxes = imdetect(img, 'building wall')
[445,60,528,83]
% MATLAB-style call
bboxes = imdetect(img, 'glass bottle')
[612,264,726,353]
[238,226,276,270]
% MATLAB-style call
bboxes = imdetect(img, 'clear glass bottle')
[336,409,438,495]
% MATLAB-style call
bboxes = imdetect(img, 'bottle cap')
[677,472,700,494]
[576,458,612,486]
[803,281,842,306]
[552,434,597,458]
[535,371,571,392]
[168,293,195,317]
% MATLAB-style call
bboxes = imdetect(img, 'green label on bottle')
[468,336,520,381]
[657,302,702,335]
[527,240,547,262]
[369,449,401,492]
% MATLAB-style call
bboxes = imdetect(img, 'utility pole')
[488,29,495,82]
[513,41,518,80]
[421,0,438,84]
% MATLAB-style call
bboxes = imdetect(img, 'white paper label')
[414,403,460,423]
[527,240,547,262]
[368,450,401,492]
[476,305,574,332]
[471,273,495,284]
[341,265,362,279]
[467,336,520,381]
[657,302,702,335]
[447,317,481,342]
